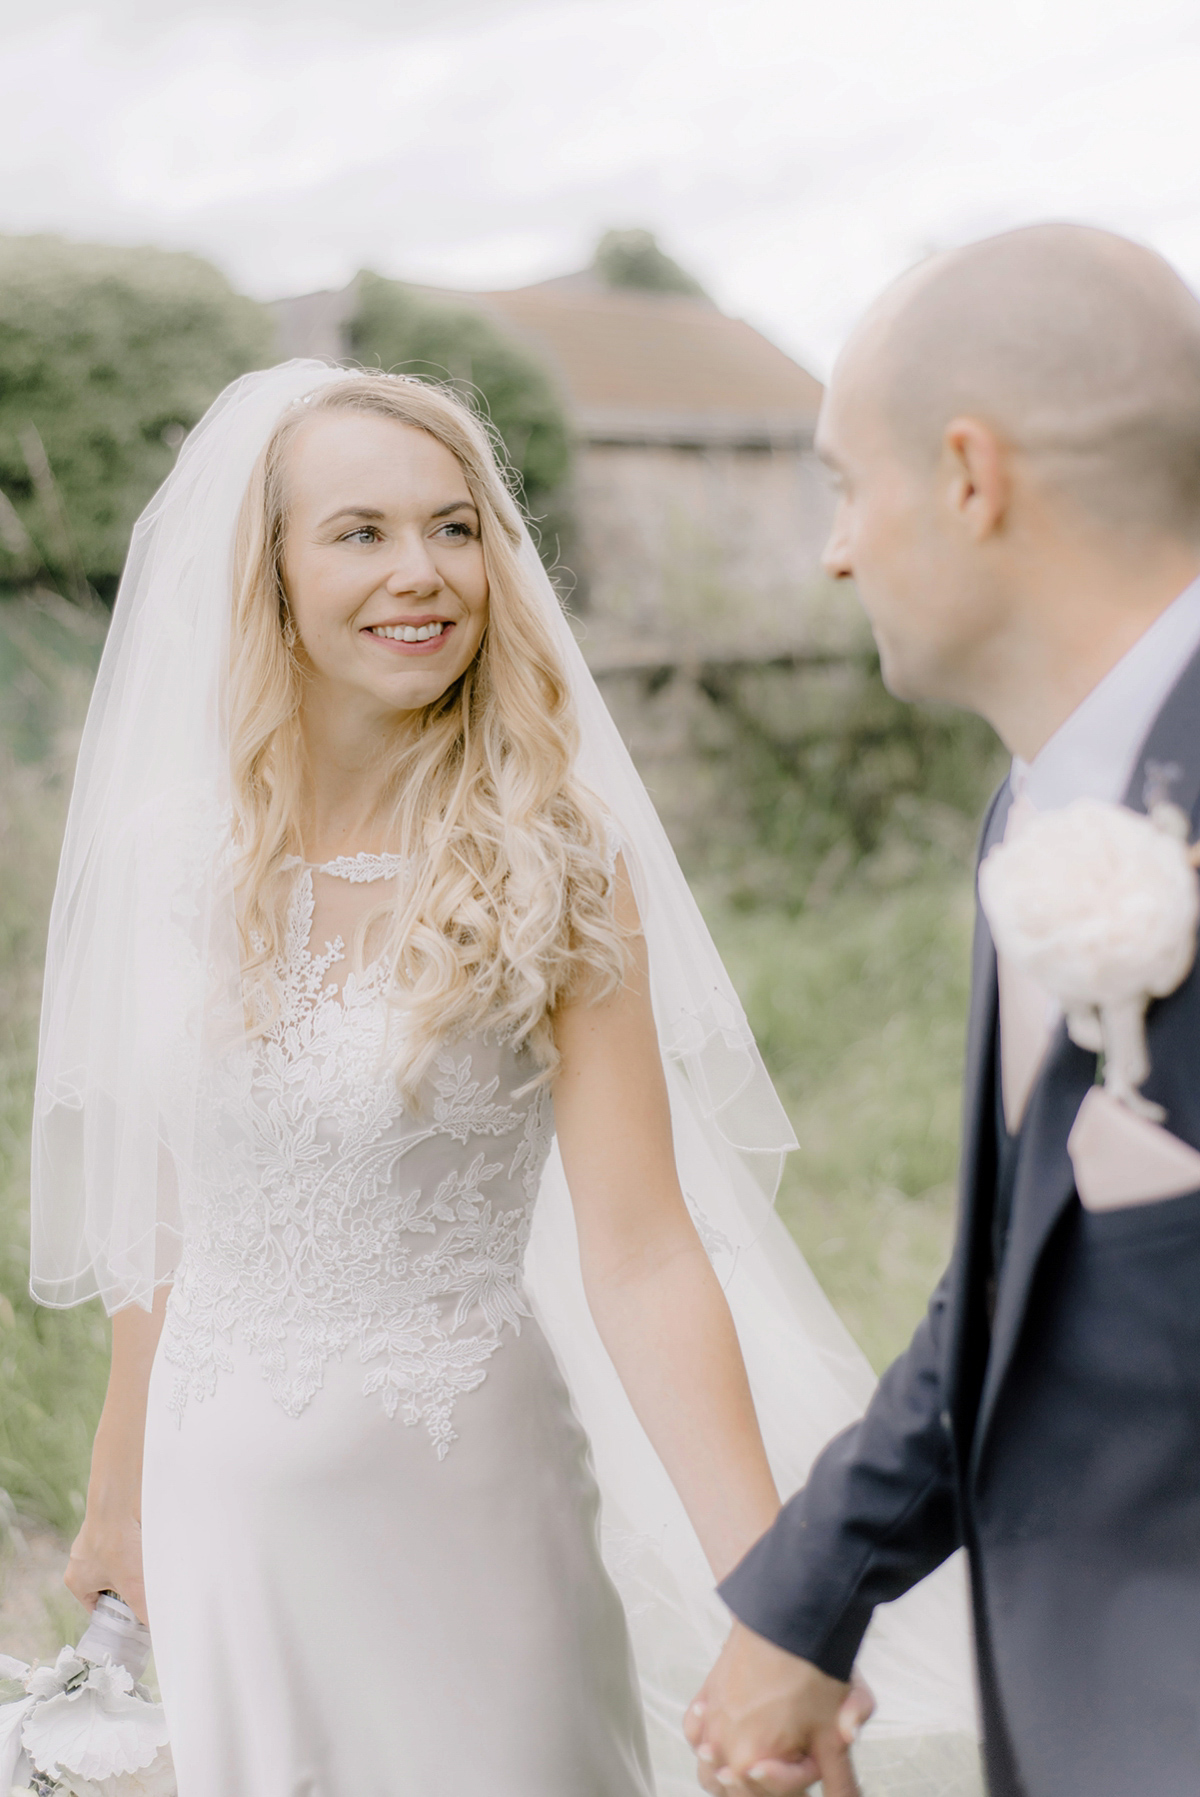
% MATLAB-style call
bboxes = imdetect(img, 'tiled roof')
[271,274,824,444]
[468,280,823,440]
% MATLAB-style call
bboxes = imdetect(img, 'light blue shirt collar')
[1011,577,1200,811]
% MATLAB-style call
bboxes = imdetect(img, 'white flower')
[79,1667,135,1706]
[980,799,1198,1006]
[21,1660,168,1785]
[979,798,1200,1118]
[0,1695,36,1794]
[56,1743,176,1796]
[25,1651,89,1703]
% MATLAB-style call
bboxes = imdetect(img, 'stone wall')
[570,437,835,649]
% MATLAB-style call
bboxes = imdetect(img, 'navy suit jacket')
[720,642,1200,1797]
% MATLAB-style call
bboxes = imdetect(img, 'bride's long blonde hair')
[229,372,625,1094]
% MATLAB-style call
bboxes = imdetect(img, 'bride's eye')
[340,525,381,545]
[435,520,476,542]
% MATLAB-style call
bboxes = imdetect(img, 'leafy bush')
[0,236,273,600]
[348,271,572,540]
[592,228,709,299]
[601,644,1006,912]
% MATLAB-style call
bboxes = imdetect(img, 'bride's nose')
[383,534,445,599]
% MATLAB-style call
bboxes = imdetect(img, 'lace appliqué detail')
[162,866,555,1457]
[310,851,409,883]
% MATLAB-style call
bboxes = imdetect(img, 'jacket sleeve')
[718,1270,961,1681]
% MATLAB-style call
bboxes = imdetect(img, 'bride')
[32,364,978,1795]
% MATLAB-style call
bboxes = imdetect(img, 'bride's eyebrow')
[317,501,478,528]
[319,505,387,528]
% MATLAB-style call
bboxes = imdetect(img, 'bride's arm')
[552,861,779,1581]
[64,1284,169,1625]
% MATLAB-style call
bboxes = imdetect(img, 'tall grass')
[0,594,109,1535]
[705,873,978,1371]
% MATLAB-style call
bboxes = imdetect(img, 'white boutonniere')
[978,795,1200,1121]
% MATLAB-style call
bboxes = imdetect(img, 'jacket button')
[940,1410,953,1433]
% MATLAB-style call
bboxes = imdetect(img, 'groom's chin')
[874,634,963,709]
[874,639,926,703]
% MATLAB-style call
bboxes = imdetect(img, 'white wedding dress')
[36,366,981,1797]
[140,849,983,1797]
[141,854,654,1796]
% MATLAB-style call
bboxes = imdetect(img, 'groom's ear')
[941,416,1011,544]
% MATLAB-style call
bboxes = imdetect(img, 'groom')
[687,223,1200,1797]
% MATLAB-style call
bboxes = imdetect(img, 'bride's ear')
[941,416,1011,543]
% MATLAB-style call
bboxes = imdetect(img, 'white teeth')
[371,622,446,643]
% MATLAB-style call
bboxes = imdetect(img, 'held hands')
[684,1620,875,1796]
[64,1505,148,1626]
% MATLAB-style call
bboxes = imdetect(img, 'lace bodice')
[161,854,555,1457]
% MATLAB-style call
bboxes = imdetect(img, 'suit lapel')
[943,784,1010,1431]
[971,636,1200,1468]
[958,784,1012,1214]
[971,1027,1095,1462]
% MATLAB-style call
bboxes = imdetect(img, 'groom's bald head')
[819,224,1200,745]
[847,223,1200,536]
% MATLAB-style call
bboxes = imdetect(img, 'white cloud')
[1,0,1199,372]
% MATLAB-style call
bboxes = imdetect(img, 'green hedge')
[0,236,273,600]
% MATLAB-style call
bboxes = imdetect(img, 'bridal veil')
[31,362,980,1794]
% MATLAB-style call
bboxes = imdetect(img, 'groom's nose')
[821,521,853,581]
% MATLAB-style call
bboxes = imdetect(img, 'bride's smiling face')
[281,410,490,722]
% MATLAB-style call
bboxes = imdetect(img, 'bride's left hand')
[65,1500,148,1625]
[684,1625,874,1796]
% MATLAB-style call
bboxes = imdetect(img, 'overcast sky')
[2,0,1199,375]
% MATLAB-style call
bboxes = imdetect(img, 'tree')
[348,272,572,540]
[592,228,709,300]
[0,236,273,600]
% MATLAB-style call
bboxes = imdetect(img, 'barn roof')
[271,272,823,448]
[467,277,823,446]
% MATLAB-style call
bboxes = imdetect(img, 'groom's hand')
[684,1620,874,1796]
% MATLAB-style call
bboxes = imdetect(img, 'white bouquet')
[979,796,1200,1119]
[0,1599,174,1797]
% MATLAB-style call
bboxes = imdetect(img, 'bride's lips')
[362,619,457,658]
